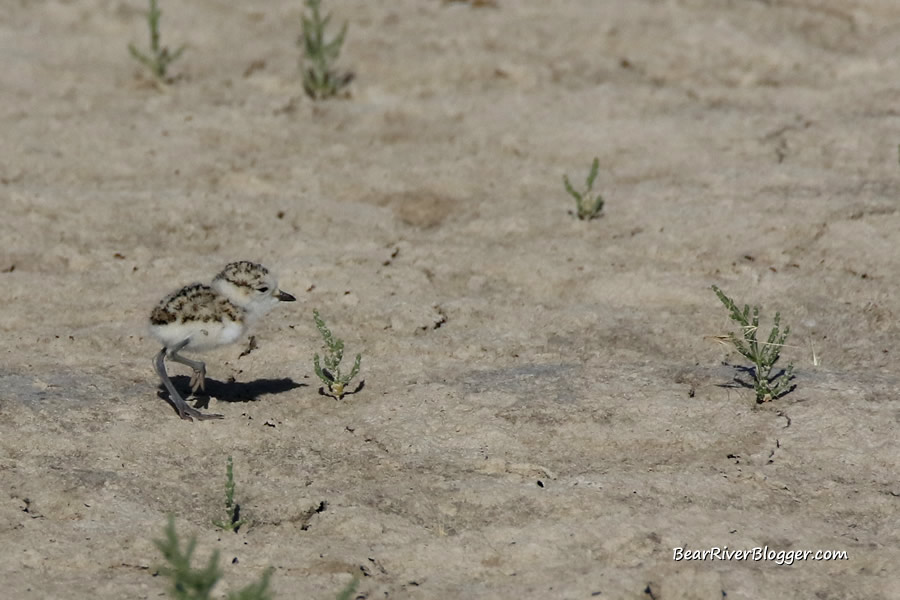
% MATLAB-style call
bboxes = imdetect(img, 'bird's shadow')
[159,375,305,407]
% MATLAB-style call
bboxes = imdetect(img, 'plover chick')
[149,261,296,421]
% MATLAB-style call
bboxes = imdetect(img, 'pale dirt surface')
[1,1,899,598]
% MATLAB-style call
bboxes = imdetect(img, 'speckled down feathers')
[149,283,243,326]
[213,261,271,290]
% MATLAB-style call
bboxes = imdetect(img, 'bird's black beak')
[276,290,296,302]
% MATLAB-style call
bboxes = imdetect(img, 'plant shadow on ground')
[316,379,365,400]
[159,376,304,407]
[716,362,797,401]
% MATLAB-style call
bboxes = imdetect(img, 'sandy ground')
[1,0,899,598]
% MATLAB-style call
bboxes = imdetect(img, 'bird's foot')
[189,364,207,394]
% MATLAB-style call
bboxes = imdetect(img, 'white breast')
[149,320,247,353]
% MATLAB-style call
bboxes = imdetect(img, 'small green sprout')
[335,578,359,600]
[155,516,273,600]
[300,0,353,100]
[128,0,185,80]
[712,285,795,403]
[313,309,361,399]
[563,157,605,220]
[212,456,246,533]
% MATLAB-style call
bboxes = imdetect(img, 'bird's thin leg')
[170,351,207,394]
[154,347,222,421]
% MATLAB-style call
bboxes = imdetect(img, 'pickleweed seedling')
[313,309,362,399]
[300,0,353,100]
[563,157,605,220]
[712,285,795,403]
[228,570,274,600]
[155,516,273,600]
[212,456,246,533]
[155,516,222,599]
[128,0,185,80]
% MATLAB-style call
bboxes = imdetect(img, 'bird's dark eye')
[257,286,269,293]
